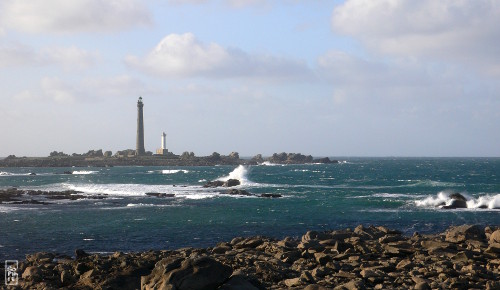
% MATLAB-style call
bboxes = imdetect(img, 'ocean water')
[1,158,499,260]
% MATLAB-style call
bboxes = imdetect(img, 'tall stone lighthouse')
[136,97,145,156]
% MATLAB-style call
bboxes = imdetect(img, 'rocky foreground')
[3,225,500,290]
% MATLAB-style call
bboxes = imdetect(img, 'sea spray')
[415,191,500,209]
[217,165,252,185]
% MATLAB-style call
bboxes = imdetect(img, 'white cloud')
[332,0,500,75]
[0,0,151,33]
[126,33,311,80]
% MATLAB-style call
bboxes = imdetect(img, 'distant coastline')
[0,151,338,167]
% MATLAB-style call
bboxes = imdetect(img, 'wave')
[415,191,500,209]
[72,170,98,175]
[217,165,253,186]
[162,169,189,174]
[259,161,283,166]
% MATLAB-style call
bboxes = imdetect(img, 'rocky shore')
[4,225,500,289]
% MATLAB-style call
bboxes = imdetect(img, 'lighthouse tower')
[156,132,169,155]
[135,97,145,156]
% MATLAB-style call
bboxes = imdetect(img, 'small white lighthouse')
[161,132,167,150]
[156,132,169,155]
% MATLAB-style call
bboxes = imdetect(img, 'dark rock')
[145,192,175,198]
[259,193,282,198]
[449,192,467,201]
[219,275,259,290]
[222,189,252,196]
[63,171,73,174]
[75,249,89,259]
[224,179,241,187]
[442,199,467,209]
[203,180,225,188]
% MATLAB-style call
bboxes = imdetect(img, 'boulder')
[442,193,468,209]
[203,180,225,188]
[489,230,500,244]
[222,189,251,196]
[224,179,241,187]
[75,249,89,259]
[22,266,43,282]
[445,225,485,243]
[141,256,232,290]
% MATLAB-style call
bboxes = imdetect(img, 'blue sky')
[1,0,499,157]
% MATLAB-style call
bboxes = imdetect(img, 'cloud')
[0,42,39,67]
[0,0,151,33]
[14,75,152,103]
[331,0,500,75]
[126,33,311,80]
[42,46,98,70]
[0,42,97,71]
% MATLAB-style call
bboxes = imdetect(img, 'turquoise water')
[1,158,499,260]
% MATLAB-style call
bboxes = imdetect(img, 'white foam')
[217,165,252,185]
[259,161,282,166]
[72,170,98,175]
[415,191,500,209]
[162,169,189,174]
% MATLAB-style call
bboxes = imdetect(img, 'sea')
[1,157,499,260]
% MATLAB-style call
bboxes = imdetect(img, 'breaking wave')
[217,165,252,185]
[72,170,98,175]
[162,169,189,174]
[415,191,500,209]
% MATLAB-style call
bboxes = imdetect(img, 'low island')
[0,151,338,167]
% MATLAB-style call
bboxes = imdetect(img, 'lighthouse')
[156,132,169,155]
[161,132,167,150]
[135,97,145,156]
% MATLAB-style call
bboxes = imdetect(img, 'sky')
[1,0,499,157]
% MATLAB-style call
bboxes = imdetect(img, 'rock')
[414,282,431,290]
[224,179,241,187]
[145,192,175,198]
[203,180,225,188]
[449,192,467,201]
[141,256,232,290]
[442,193,468,209]
[485,243,500,255]
[442,199,467,209]
[489,230,500,244]
[259,193,282,198]
[284,277,302,287]
[445,225,485,243]
[61,270,74,286]
[222,189,252,196]
[75,249,89,259]
[219,275,259,290]
[22,266,43,282]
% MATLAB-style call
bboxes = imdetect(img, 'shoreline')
[5,224,500,289]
